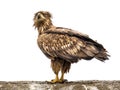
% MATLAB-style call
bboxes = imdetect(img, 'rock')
[0,81,120,90]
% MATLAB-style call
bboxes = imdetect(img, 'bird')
[33,11,109,83]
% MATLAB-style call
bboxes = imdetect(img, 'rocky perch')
[0,81,120,90]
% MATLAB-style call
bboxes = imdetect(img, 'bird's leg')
[59,61,70,82]
[59,72,67,83]
[50,60,61,83]
[60,72,64,82]
[52,72,66,83]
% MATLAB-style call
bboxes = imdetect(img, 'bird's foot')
[59,79,68,83]
[51,79,61,83]
[50,79,67,83]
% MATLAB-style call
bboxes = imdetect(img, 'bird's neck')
[38,19,53,35]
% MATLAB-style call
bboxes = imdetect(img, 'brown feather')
[33,11,110,76]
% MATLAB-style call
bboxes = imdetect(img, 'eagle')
[33,11,109,83]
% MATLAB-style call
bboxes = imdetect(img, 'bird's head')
[33,11,52,29]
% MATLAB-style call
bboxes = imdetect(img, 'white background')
[0,0,120,81]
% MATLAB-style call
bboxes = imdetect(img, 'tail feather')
[80,44,110,62]
[95,51,110,62]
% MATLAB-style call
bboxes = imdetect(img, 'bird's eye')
[37,15,40,19]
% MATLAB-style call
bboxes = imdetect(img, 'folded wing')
[37,27,109,63]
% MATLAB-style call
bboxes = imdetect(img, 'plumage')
[33,11,110,83]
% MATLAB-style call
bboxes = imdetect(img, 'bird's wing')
[46,27,105,51]
[38,27,103,63]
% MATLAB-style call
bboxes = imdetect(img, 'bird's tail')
[95,50,110,62]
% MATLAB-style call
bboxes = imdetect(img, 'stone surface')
[0,81,120,90]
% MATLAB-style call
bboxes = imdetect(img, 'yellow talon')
[50,73,67,83]
[50,75,61,83]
